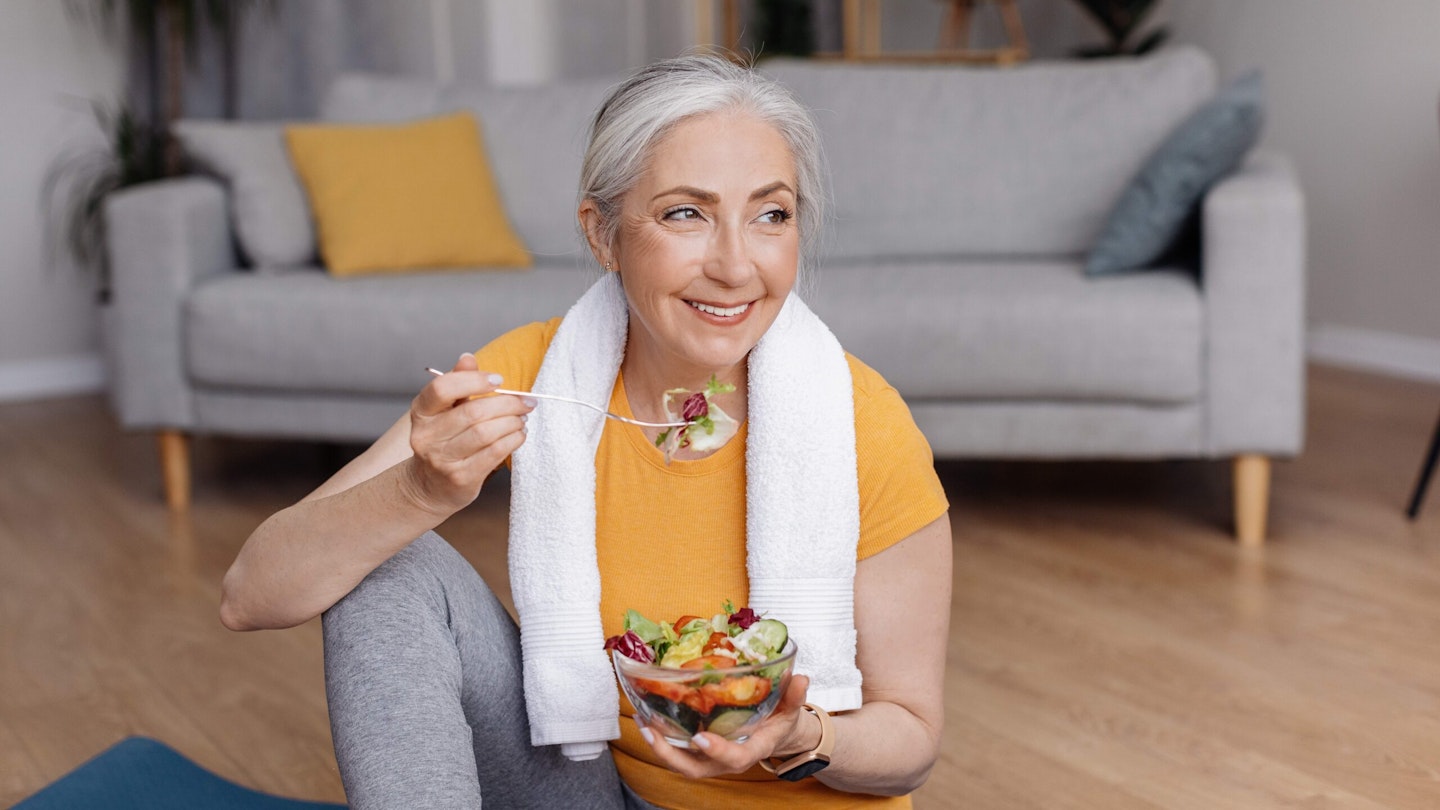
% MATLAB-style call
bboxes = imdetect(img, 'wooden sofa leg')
[158,431,191,512]
[1234,454,1270,546]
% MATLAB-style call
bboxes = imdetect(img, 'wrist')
[396,457,459,520]
[760,703,836,782]
[773,703,824,760]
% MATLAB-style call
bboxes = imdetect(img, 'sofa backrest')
[761,46,1216,259]
[323,46,1215,263]
[322,74,615,261]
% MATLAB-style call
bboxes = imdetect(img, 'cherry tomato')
[700,675,772,707]
[632,678,690,703]
[702,632,736,655]
[680,689,716,715]
[673,615,704,631]
[680,655,738,671]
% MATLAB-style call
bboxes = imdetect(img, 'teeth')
[688,300,750,317]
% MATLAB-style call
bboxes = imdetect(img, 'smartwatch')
[759,703,835,781]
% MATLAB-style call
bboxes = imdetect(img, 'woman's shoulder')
[843,352,949,559]
[844,353,901,409]
[843,351,929,462]
[472,318,564,391]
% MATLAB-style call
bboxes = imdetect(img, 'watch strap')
[759,703,834,781]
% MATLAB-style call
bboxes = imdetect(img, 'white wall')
[0,1,123,400]
[1164,0,1440,381]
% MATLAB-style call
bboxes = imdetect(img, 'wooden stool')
[939,0,1029,65]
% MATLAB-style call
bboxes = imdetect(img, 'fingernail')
[459,352,474,364]
[520,413,528,423]
[487,373,503,386]
[692,734,711,750]
[639,726,654,745]
[522,397,537,408]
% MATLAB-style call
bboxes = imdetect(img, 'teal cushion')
[1085,70,1265,276]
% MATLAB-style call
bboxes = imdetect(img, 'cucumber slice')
[749,619,788,656]
[704,708,758,738]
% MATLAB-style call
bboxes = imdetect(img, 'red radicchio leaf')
[604,630,655,663]
[681,392,709,421]
[729,607,760,630]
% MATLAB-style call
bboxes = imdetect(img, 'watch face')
[778,758,830,782]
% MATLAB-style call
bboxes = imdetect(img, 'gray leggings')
[322,532,659,810]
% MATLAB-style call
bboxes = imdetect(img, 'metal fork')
[425,368,688,429]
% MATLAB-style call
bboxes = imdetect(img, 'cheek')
[617,221,701,269]
[759,234,801,285]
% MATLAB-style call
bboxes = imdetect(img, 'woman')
[221,55,951,810]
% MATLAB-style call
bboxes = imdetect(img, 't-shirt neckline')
[612,368,747,475]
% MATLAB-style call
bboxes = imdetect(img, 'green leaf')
[706,374,737,397]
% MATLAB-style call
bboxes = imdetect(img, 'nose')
[703,219,755,288]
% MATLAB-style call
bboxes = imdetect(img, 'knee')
[324,532,456,625]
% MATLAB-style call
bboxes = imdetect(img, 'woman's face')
[607,110,800,382]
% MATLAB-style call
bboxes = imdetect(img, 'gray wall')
[0,1,121,397]
[1163,0,1440,377]
[4,0,1439,402]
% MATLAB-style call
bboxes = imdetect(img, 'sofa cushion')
[761,47,1216,260]
[284,113,532,275]
[172,120,315,269]
[1086,70,1266,276]
[321,74,615,263]
[185,265,593,396]
[804,259,1202,403]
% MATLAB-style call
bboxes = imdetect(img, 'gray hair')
[580,54,827,281]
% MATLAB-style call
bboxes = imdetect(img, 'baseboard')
[1308,325,1440,384]
[0,353,107,403]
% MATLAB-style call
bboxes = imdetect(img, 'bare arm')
[637,513,953,795]
[219,354,533,631]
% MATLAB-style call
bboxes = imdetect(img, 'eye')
[663,206,702,221]
[757,207,794,225]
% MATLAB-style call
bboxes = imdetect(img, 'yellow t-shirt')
[475,318,949,810]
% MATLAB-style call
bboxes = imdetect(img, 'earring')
[605,261,613,271]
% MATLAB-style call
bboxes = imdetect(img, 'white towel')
[509,272,862,761]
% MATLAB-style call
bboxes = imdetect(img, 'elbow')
[888,713,944,795]
[876,745,940,796]
[895,759,938,796]
[218,566,257,632]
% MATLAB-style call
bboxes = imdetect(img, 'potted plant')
[1070,0,1167,57]
[45,0,270,301]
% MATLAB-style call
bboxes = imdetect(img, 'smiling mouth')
[686,300,751,318]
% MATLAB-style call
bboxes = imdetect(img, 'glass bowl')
[612,639,797,747]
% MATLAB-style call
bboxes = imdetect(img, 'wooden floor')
[2,363,1439,808]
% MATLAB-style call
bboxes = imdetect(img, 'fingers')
[412,390,533,459]
[414,353,504,417]
[636,674,813,779]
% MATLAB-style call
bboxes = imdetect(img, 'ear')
[577,200,613,269]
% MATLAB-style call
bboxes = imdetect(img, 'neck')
[620,331,747,426]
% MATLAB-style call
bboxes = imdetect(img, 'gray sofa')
[104,46,1305,542]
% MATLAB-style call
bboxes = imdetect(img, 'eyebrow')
[651,182,795,204]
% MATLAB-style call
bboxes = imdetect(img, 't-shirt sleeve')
[472,318,562,470]
[471,317,562,392]
[849,355,950,560]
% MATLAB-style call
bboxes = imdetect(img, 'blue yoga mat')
[14,737,347,810]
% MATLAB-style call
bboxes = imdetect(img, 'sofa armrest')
[103,176,236,430]
[1201,151,1307,457]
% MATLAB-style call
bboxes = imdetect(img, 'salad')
[653,375,740,464]
[605,601,792,741]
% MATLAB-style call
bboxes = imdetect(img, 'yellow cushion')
[284,112,531,276]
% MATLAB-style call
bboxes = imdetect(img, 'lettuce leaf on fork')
[653,374,739,464]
